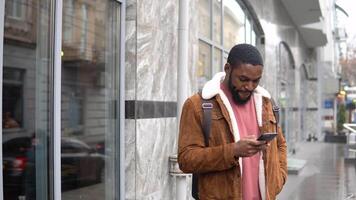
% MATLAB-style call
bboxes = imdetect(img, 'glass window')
[2,0,52,199]
[252,30,256,46]
[61,1,121,199]
[213,0,222,44]
[223,0,245,50]
[197,41,211,89]
[245,18,251,44]
[213,48,222,75]
[3,68,23,129]
[63,0,74,43]
[198,0,211,39]
[5,0,25,19]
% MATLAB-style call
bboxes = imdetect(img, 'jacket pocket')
[199,168,240,199]
[262,115,278,134]
[210,111,230,146]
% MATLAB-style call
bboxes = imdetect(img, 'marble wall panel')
[125,119,136,199]
[125,1,137,199]
[125,20,137,101]
[307,81,319,108]
[126,0,137,21]
[136,0,178,101]
[125,0,137,101]
[135,118,177,200]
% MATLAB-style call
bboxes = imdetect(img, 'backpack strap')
[201,99,213,147]
[270,98,280,133]
[192,93,214,200]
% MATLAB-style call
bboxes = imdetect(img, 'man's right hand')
[234,135,267,157]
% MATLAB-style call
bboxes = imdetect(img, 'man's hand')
[234,135,267,157]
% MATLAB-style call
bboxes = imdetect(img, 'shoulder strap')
[201,99,213,147]
[198,92,213,147]
[270,98,280,132]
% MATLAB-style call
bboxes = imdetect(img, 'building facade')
[0,0,340,199]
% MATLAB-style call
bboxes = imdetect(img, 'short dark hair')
[227,43,263,67]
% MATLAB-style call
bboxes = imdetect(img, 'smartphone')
[257,133,278,142]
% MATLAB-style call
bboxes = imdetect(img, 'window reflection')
[3,68,23,129]
[61,0,121,199]
[2,0,51,199]
[5,0,26,19]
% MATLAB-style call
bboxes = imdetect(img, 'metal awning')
[280,0,327,47]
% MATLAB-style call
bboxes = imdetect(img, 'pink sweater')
[221,84,261,200]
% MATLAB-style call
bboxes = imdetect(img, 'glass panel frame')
[0,0,5,196]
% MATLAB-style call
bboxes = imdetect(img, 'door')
[60,0,122,199]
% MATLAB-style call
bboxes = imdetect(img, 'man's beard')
[228,73,253,105]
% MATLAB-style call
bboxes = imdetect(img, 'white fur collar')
[201,72,271,129]
[201,72,271,99]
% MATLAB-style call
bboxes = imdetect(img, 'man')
[178,44,287,200]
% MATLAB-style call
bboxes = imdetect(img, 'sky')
[336,0,356,42]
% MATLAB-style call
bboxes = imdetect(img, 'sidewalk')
[277,142,356,200]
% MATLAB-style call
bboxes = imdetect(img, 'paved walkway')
[278,142,356,200]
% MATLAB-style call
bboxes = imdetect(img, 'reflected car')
[61,137,105,188]
[2,137,32,198]
[3,137,105,198]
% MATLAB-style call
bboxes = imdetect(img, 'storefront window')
[199,0,211,40]
[213,48,222,75]
[278,42,296,147]
[252,30,256,46]
[197,0,260,89]
[223,0,245,50]
[245,18,251,44]
[197,41,211,89]
[61,1,121,199]
[213,0,222,44]
[2,0,52,199]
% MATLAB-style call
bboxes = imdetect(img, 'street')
[279,142,356,200]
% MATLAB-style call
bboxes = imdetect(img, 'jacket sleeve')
[275,125,288,194]
[177,98,238,174]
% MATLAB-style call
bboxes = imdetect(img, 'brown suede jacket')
[178,81,287,200]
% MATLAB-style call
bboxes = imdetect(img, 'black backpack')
[191,96,279,199]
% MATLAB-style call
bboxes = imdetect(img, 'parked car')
[3,136,105,199]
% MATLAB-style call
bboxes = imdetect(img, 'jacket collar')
[201,72,271,100]
[201,72,272,134]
